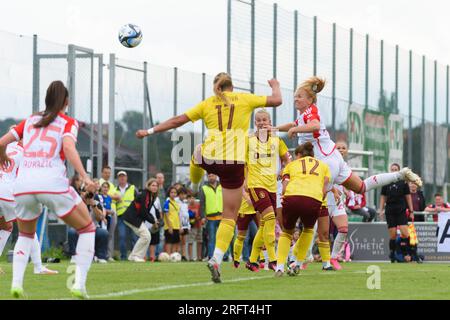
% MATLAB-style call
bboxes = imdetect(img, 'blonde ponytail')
[295,76,326,103]
[213,72,233,106]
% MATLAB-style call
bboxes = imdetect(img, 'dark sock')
[400,238,409,257]
[389,239,396,252]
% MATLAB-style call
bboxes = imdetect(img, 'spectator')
[187,193,204,261]
[68,189,109,263]
[98,165,121,261]
[379,163,415,263]
[425,193,450,222]
[122,180,159,262]
[155,172,166,257]
[178,187,191,261]
[200,174,223,260]
[345,189,376,222]
[409,183,426,222]
[115,171,138,260]
[163,186,181,254]
[145,178,163,262]
[70,173,83,195]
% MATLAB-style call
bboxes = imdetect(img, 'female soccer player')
[275,142,330,276]
[0,81,96,299]
[277,76,422,270]
[233,188,259,268]
[245,109,291,272]
[136,72,282,283]
[0,133,58,276]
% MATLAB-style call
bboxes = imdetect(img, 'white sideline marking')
[88,275,273,299]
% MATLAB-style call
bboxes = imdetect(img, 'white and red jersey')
[295,104,335,159]
[346,190,367,210]
[10,112,79,196]
[0,142,24,201]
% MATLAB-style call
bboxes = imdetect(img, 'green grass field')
[0,260,449,300]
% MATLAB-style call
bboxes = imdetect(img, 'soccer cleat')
[34,266,59,275]
[245,261,260,273]
[330,258,342,270]
[207,258,221,283]
[322,266,335,271]
[259,259,265,269]
[233,260,240,269]
[287,265,300,277]
[268,261,277,271]
[274,270,284,278]
[11,287,25,299]
[400,167,423,187]
[71,288,90,300]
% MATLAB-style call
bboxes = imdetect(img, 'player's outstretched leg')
[11,230,34,298]
[275,231,293,277]
[288,228,314,276]
[233,233,246,268]
[31,233,58,275]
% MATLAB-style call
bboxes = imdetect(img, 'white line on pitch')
[88,275,274,299]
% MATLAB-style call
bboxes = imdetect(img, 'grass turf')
[0,260,449,300]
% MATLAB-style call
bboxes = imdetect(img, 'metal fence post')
[349,28,353,105]
[89,52,94,176]
[108,54,116,176]
[32,34,40,113]
[227,0,231,74]
[332,23,336,138]
[250,0,255,94]
[408,50,413,168]
[313,16,317,76]
[446,65,449,185]
[395,45,399,113]
[96,54,103,178]
[143,61,149,187]
[172,67,178,184]
[421,55,426,178]
[202,72,206,140]
[273,2,278,125]
[365,34,369,109]
[433,60,437,194]
[293,10,298,122]
[380,39,384,107]
[67,44,76,118]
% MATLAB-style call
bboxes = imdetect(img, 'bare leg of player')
[61,201,96,299]
[0,217,13,275]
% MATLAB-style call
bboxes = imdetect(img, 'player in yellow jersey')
[245,109,291,272]
[274,142,331,277]
[136,73,282,283]
[233,187,259,268]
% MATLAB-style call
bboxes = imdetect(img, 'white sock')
[12,235,34,289]
[0,230,12,256]
[73,228,95,291]
[31,234,43,273]
[363,172,401,192]
[294,260,303,268]
[276,264,285,272]
[212,248,224,265]
[331,232,347,259]
[322,261,331,268]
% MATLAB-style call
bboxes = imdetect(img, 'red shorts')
[236,213,259,231]
[248,188,276,213]
[282,195,322,229]
[199,157,245,189]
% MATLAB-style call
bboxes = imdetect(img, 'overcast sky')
[1,0,449,76]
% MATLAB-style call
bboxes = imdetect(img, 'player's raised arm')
[0,132,16,169]
[136,114,191,139]
[265,78,283,107]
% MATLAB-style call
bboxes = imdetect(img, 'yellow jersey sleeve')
[322,162,332,181]
[278,138,289,157]
[241,93,267,110]
[282,162,291,178]
[184,100,206,122]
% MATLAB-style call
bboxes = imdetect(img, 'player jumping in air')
[136,72,282,283]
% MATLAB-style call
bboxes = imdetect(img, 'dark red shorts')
[236,213,259,231]
[248,188,276,213]
[199,157,245,189]
[282,196,322,229]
